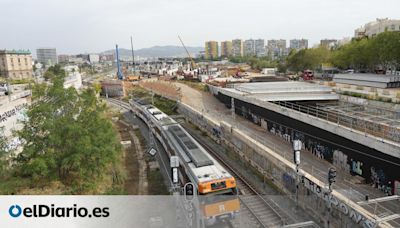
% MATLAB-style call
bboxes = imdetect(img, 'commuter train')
[130,99,239,226]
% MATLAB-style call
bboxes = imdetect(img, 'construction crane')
[115,44,124,80]
[130,36,135,72]
[178,36,197,70]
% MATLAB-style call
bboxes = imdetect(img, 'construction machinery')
[178,36,197,70]
[115,44,124,80]
[178,36,200,80]
[302,69,314,80]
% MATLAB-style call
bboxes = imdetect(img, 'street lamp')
[292,139,302,208]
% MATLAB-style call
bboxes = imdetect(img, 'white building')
[289,39,308,50]
[63,65,82,90]
[354,18,400,38]
[88,54,100,64]
[267,39,287,59]
[64,72,82,90]
[254,39,266,56]
[36,48,57,66]
[243,39,255,56]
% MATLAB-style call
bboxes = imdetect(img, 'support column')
[231,97,235,120]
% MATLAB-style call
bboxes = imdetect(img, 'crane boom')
[116,44,124,80]
[178,36,197,69]
[130,36,135,72]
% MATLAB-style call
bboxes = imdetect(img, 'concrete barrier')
[177,102,387,228]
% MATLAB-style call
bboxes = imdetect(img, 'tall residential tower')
[205,41,219,59]
[220,41,232,58]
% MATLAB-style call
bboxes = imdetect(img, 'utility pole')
[327,167,337,228]
[293,139,302,209]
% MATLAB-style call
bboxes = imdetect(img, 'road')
[142,80,400,226]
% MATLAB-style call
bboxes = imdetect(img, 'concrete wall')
[211,86,400,160]
[177,102,379,228]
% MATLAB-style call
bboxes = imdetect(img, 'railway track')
[107,98,131,110]
[107,99,302,228]
[183,125,294,228]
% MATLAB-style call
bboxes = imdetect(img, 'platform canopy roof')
[223,81,339,102]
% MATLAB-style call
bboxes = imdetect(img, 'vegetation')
[43,65,66,81]
[229,55,278,71]
[286,47,331,72]
[1,66,122,194]
[285,32,400,72]
[0,128,9,179]
[178,80,208,92]
[131,87,178,115]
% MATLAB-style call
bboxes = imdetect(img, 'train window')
[211,181,226,190]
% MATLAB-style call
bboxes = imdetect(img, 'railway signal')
[328,167,337,190]
[184,182,195,201]
[327,167,336,228]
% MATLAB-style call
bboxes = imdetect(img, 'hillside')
[102,45,203,58]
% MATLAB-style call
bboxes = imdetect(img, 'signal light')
[184,183,195,201]
[328,167,337,186]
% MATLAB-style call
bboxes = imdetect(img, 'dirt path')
[129,130,148,195]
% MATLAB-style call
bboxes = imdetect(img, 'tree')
[0,128,9,178]
[44,64,66,81]
[16,71,121,192]
[331,32,400,72]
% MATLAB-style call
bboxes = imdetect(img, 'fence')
[273,100,400,144]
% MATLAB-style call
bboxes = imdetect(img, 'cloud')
[0,0,399,55]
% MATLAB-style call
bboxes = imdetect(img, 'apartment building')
[205,41,219,59]
[0,50,33,79]
[220,41,232,58]
[266,39,287,59]
[254,39,265,56]
[289,39,308,50]
[232,39,243,57]
[243,39,255,56]
[355,18,400,38]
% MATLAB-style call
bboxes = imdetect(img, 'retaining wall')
[177,102,383,228]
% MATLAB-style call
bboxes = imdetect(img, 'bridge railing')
[272,100,400,144]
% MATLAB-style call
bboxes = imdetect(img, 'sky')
[1,0,399,56]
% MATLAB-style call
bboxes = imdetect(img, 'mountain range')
[102,45,203,58]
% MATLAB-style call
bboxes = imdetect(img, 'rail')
[272,100,400,144]
[183,125,291,227]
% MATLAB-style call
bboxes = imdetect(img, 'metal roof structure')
[218,81,339,102]
[334,74,400,88]
[319,102,400,128]
[168,125,213,168]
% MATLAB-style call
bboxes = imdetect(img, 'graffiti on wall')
[0,103,28,123]
[303,176,375,228]
[370,166,392,195]
[332,150,350,173]
[351,160,363,176]
[282,172,296,193]
[225,105,396,194]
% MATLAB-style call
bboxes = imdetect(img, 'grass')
[178,80,209,92]
[130,87,178,115]
[147,170,169,195]
[0,176,31,194]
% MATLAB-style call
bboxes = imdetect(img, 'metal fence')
[272,101,400,143]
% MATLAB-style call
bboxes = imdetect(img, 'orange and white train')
[130,99,239,225]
